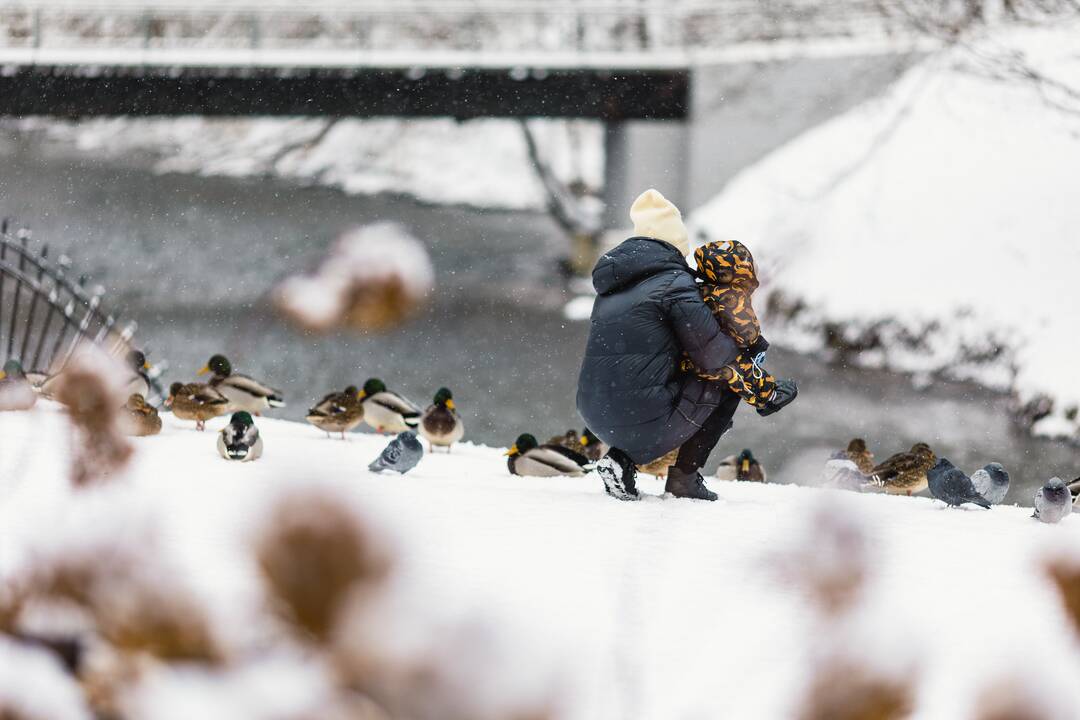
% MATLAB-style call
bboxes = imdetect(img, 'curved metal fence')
[0,218,145,385]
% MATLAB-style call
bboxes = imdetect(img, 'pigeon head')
[1046,477,1068,497]
[0,359,25,380]
[360,378,386,399]
[984,463,1010,487]
[433,387,454,409]
[506,433,538,457]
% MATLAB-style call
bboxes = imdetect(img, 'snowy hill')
[4,404,1080,718]
[691,22,1080,443]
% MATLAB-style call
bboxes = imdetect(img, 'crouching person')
[576,189,794,501]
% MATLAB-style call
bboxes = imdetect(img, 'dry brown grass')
[257,490,390,643]
[53,354,132,488]
[798,658,914,720]
[1045,557,1080,638]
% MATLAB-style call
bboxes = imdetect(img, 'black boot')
[596,448,640,501]
[665,467,718,501]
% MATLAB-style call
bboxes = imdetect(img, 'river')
[0,130,1073,502]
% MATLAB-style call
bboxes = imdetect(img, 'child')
[679,239,794,414]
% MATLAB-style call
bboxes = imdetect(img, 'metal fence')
[0,0,913,54]
[0,219,138,380]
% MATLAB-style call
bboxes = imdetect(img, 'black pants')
[674,391,741,473]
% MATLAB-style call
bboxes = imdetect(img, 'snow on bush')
[691,22,1080,442]
[275,222,434,333]
[0,636,92,720]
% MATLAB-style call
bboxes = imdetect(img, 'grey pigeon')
[369,431,423,474]
[970,463,1010,505]
[217,411,263,462]
[822,452,868,492]
[927,458,991,509]
[1033,477,1071,523]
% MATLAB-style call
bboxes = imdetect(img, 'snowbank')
[4,403,1080,718]
[20,116,604,211]
[691,22,1080,442]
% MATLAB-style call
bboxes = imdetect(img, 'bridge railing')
[0,0,914,57]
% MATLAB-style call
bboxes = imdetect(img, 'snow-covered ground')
[4,403,1080,718]
[691,22,1080,442]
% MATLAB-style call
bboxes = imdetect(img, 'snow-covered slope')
[4,403,1080,718]
[691,22,1080,442]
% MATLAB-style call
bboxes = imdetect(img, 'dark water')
[0,131,1074,502]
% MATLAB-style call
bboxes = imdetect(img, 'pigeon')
[927,458,991,509]
[845,438,875,474]
[369,431,424,474]
[970,463,1010,506]
[716,449,766,482]
[822,451,868,492]
[217,411,263,462]
[1033,477,1071,524]
[863,443,936,496]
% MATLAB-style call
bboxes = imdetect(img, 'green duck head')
[199,354,231,378]
[580,428,600,447]
[0,359,25,380]
[128,349,150,373]
[505,433,538,457]
[231,411,255,427]
[360,378,386,399]
[433,387,454,410]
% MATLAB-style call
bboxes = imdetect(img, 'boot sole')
[596,456,640,502]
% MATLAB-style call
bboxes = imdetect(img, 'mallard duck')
[638,448,679,479]
[716,449,766,482]
[0,359,37,411]
[165,381,229,431]
[359,378,420,434]
[121,393,162,437]
[198,354,285,415]
[506,433,588,477]
[306,385,364,439]
[845,438,876,475]
[863,442,936,496]
[125,349,153,398]
[419,387,464,452]
[578,428,608,462]
[217,411,263,462]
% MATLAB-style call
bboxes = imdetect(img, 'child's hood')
[693,240,759,291]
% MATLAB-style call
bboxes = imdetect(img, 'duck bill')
[741,460,750,474]
[143,360,152,370]
[197,365,211,376]
[358,390,367,400]
[445,399,455,410]
[504,445,519,457]
[0,371,6,381]
[579,437,589,447]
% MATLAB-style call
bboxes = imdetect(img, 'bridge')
[0,1,925,217]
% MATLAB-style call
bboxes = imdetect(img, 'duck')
[716,449,767,482]
[637,448,679,479]
[547,429,580,449]
[863,442,936,496]
[125,349,153,399]
[0,359,37,411]
[198,354,285,415]
[845,438,875,475]
[121,393,162,437]
[306,385,364,439]
[578,428,608,463]
[165,381,229,431]
[359,378,421,434]
[506,433,589,477]
[217,411,263,462]
[419,387,465,452]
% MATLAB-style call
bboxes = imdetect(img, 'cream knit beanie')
[629,188,690,257]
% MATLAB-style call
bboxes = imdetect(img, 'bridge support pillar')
[602,120,690,235]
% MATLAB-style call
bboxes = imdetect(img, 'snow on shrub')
[274,223,434,333]
[0,636,92,720]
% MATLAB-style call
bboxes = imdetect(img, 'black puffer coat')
[576,237,740,464]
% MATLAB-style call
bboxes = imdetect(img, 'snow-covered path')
[3,404,1080,718]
